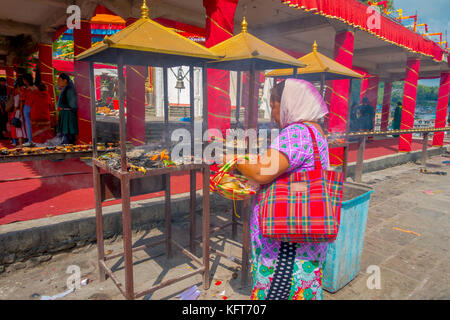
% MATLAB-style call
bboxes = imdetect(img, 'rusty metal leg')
[93,166,106,281]
[241,198,250,286]
[355,137,366,183]
[342,144,349,181]
[190,170,197,254]
[165,173,172,259]
[421,132,429,166]
[202,165,210,290]
[231,202,238,240]
[121,174,134,300]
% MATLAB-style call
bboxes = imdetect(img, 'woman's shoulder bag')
[259,123,344,243]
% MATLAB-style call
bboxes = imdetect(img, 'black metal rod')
[235,71,242,128]
[163,67,169,148]
[202,63,208,151]
[117,55,127,172]
[88,61,98,157]
[190,66,195,157]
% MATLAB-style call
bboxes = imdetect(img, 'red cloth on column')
[432,72,450,146]
[29,89,53,143]
[74,20,92,144]
[95,76,101,101]
[399,58,421,152]
[124,17,146,146]
[203,0,239,135]
[328,31,354,166]
[38,44,55,106]
[280,0,444,62]
[126,65,146,146]
[5,67,16,139]
[380,82,392,131]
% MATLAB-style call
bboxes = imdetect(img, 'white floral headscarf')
[280,79,329,129]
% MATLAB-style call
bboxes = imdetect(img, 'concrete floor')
[0,154,449,300]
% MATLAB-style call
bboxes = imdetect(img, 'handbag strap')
[302,123,322,170]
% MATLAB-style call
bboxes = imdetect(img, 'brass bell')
[175,67,185,90]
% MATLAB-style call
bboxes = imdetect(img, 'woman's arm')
[226,148,290,185]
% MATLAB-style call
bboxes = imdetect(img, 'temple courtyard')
[0,151,449,300]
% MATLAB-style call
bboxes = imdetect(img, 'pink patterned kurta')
[251,123,330,300]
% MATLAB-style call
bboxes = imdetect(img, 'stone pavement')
[0,154,449,300]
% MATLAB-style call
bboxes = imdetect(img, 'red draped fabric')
[38,43,55,106]
[432,72,450,146]
[281,0,445,61]
[328,31,354,166]
[124,17,146,146]
[399,58,421,152]
[380,81,392,131]
[126,65,146,146]
[74,20,92,145]
[95,76,101,101]
[203,0,239,135]
[29,90,53,143]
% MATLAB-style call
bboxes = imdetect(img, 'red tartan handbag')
[259,124,344,243]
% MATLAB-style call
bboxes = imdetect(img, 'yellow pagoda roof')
[208,17,306,71]
[75,1,219,66]
[266,42,363,80]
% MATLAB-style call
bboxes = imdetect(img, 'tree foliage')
[359,0,395,10]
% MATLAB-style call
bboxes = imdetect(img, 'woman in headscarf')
[56,73,78,145]
[224,79,330,300]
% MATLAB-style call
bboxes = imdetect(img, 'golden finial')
[141,0,149,19]
[313,41,318,52]
[242,17,248,33]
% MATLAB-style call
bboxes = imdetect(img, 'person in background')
[392,101,402,138]
[29,83,53,143]
[56,73,78,145]
[0,77,8,139]
[21,73,37,146]
[358,97,375,142]
[10,78,27,146]
[222,79,330,300]
[349,102,360,133]
[359,97,375,132]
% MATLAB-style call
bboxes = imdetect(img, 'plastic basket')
[210,157,257,201]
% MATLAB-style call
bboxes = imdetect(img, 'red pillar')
[328,30,354,166]
[399,58,421,152]
[242,71,262,130]
[38,43,55,107]
[125,17,146,146]
[360,75,379,128]
[380,81,392,131]
[73,20,92,144]
[432,72,450,146]
[203,0,239,134]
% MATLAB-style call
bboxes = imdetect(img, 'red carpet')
[0,137,448,225]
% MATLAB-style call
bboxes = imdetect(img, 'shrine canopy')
[75,2,219,67]
[266,42,364,81]
[207,18,306,71]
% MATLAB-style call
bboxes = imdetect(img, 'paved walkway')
[0,154,449,300]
